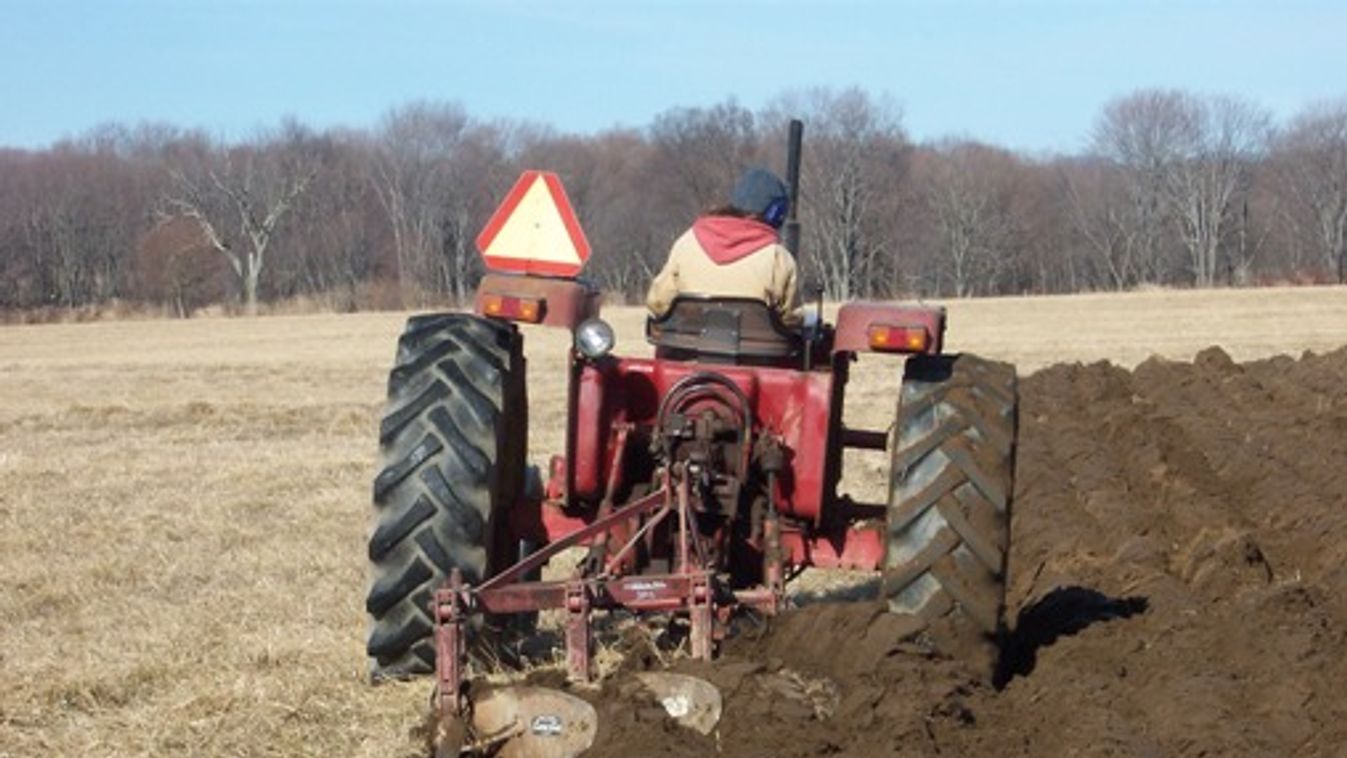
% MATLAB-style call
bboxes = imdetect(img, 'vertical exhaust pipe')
[781,119,817,370]
[783,119,803,258]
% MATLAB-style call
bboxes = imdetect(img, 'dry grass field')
[1,285,1345,757]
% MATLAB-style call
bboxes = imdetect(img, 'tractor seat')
[646,296,801,364]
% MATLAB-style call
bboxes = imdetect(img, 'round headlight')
[575,318,615,359]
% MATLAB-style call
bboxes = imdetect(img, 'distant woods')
[2,87,1345,317]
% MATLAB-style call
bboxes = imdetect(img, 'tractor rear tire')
[882,354,1017,679]
[366,313,527,681]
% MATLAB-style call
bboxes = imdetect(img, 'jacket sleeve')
[645,250,680,317]
[773,246,803,326]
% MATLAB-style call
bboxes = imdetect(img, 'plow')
[366,122,1019,755]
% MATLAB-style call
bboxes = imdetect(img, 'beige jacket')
[646,221,801,326]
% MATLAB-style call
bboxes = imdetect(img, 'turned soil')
[580,346,1347,757]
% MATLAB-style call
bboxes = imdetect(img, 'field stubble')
[1,285,1345,756]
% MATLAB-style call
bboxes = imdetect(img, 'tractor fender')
[832,302,946,355]
[475,272,602,329]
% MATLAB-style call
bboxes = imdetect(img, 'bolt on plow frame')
[364,122,1019,756]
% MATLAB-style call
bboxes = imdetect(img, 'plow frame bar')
[433,468,782,717]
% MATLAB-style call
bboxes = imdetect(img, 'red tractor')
[365,123,1018,752]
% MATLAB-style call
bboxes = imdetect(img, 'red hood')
[691,216,779,264]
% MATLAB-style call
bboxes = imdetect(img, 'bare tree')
[1092,89,1194,284]
[1061,157,1140,290]
[136,216,226,317]
[369,102,471,303]
[280,132,383,306]
[165,123,318,313]
[649,100,758,220]
[3,142,160,309]
[920,142,1023,297]
[1094,90,1270,287]
[1271,100,1347,283]
[1169,95,1271,286]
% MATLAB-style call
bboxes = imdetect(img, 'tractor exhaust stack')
[783,118,804,258]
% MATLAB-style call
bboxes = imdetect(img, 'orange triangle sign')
[476,170,591,277]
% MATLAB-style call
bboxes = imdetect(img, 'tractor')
[365,122,1018,754]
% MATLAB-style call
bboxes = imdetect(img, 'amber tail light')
[867,324,930,353]
[481,294,545,323]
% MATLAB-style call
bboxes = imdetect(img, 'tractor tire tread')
[365,314,525,680]
[883,353,1017,678]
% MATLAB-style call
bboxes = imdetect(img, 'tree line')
[1,87,1345,317]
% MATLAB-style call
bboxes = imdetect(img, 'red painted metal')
[779,524,887,571]
[569,358,608,501]
[435,569,468,716]
[472,572,740,616]
[566,357,836,522]
[474,272,601,329]
[833,301,946,355]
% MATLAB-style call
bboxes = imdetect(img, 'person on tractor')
[646,168,802,327]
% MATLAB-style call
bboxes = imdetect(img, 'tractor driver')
[646,168,802,327]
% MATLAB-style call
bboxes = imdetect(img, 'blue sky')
[1,0,1344,153]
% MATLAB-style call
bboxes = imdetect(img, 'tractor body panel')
[564,355,838,522]
[833,301,946,355]
[475,272,601,329]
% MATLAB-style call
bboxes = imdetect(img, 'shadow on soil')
[995,585,1148,689]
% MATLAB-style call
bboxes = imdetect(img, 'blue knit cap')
[730,168,789,227]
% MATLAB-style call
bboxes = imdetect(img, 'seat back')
[646,296,800,362]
